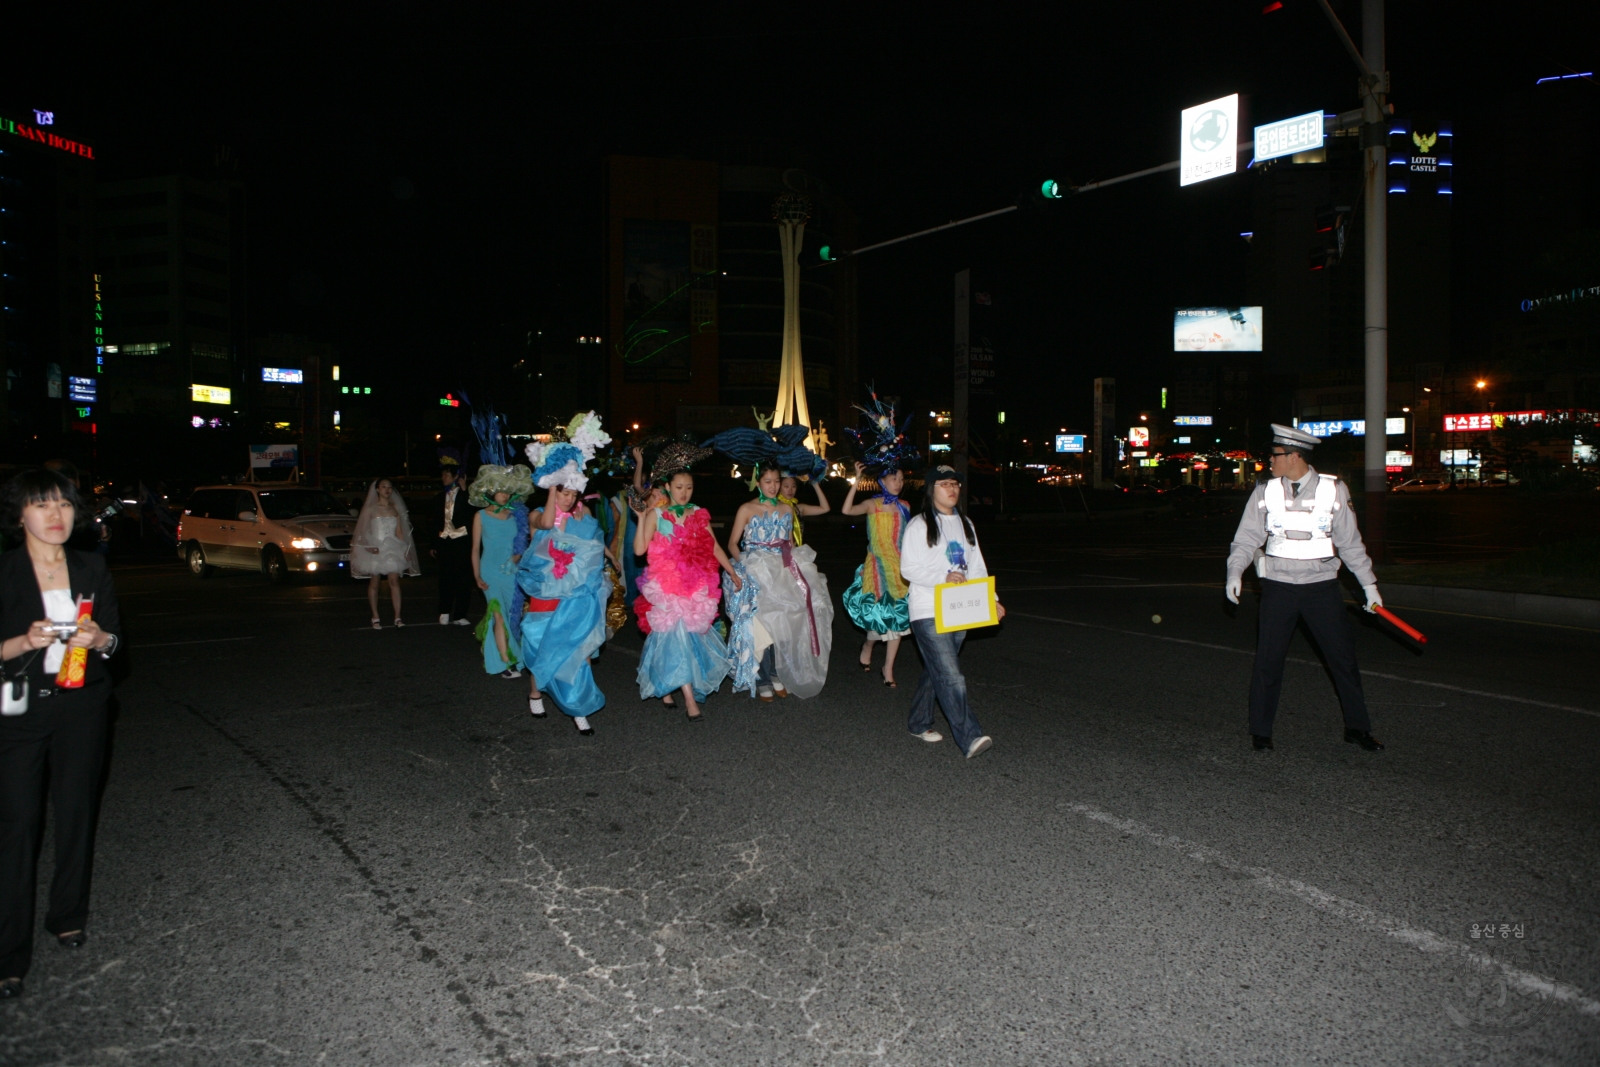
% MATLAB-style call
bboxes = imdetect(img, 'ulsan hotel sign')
[0,112,94,159]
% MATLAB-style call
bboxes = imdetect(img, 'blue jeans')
[908,619,984,752]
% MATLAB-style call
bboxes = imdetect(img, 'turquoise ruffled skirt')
[638,620,730,702]
[842,565,911,638]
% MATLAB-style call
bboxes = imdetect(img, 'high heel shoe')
[394,618,405,628]
[56,930,87,949]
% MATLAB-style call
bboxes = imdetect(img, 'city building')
[0,106,98,463]
[96,174,247,438]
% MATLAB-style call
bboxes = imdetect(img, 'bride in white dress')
[351,478,421,628]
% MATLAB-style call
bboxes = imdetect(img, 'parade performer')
[469,463,533,679]
[1225,424,1385,752]
[900,464,1001,759]
[432,449,477,626]
[724,462,834,701]
[518,411,614,735]
[351,477,422,628]
[840,386,920,686]
[631,443,739,722]
[776,472,830,547]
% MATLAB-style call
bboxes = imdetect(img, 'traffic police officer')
[1225,424,1386,752]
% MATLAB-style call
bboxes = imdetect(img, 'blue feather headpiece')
[846,383,919,476]
[702,422,826,480]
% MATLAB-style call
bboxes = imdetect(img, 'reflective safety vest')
[1259,474,1339,560]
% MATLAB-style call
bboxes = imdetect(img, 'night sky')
[10,3,1593,435]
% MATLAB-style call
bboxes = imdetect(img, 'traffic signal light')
[819,245,837,262]
[1040,179,1063,199]
[1309,203,1351,270]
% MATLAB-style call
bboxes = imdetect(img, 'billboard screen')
[191,384,232,405]
[1055,434,1085,453]
[1179,94,1239,187]
[1174,307,1262,352]
[1295,418,1406,437]
[262,367,304,384]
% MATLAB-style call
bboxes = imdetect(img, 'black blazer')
[435,486,477,549]
[0,547,122,691]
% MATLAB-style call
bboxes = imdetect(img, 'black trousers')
[0,685,111,980]
[437,536,474,621]
[1249,578,1371,737]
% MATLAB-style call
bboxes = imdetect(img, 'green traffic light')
[1041,179,1062,199]
[819,245,834,262]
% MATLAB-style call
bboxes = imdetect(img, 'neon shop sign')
[0,112,94,159]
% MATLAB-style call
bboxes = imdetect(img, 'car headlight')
[290,537,320,549]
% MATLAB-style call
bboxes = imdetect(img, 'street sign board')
[1254,110,1324,162]
[249,444,299,469]
[1180,94,1239,187]
[1055,434,1085,453]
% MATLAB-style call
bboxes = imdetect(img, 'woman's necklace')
[32,554,66,581]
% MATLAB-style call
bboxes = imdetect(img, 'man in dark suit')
[432,464,477,625]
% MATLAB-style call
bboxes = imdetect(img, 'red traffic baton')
[1372,603,1427,644]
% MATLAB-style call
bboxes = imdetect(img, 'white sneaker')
[500,667,522,679]
[529,697,546,718]
[573,716,594,736]
[452,618,471,626]
[912,730,943,743]
[439,614,450,625]
[966,736,993,759]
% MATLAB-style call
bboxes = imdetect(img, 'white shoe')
[966,736,993,759]
[913,730,943,743]
[439,614,451,625]
[500,667,522,679]
[573,716,594,736]
[452,618,471,626]
[529,697,546,718]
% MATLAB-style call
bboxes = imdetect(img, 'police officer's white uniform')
[1225,425,1385,751]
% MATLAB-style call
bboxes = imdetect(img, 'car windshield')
[257,490,352,520]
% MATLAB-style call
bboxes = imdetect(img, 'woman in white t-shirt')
[898,465,1004,759]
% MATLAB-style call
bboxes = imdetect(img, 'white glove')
[1225,574,1242,605]
[1363,584,1383,613]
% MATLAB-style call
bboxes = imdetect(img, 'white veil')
[351,479,421,577]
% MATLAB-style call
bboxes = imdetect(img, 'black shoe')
[56,931,87,949]
[1344,728,1385,751]
[0,977,21,999]
[1252,734,1274,751]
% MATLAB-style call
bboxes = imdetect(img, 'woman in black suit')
[0,468,122,1001]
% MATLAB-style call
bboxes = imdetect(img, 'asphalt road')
[5,515,1598,1065]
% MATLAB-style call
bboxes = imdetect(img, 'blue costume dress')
[723,509,834,698]
[475,509,523,674]
[516,508,607,717]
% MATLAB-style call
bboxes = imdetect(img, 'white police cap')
[1270,423,1321,450]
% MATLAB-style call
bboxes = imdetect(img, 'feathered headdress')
[462,391,511,467]
[523,411,613,492]
[650,441,715,483]
[702,422,826,481]
[467,464,535,509]
[846,383,919,476]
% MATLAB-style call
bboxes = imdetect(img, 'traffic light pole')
[1360,0,1389,560]
[1315,0,1390,558]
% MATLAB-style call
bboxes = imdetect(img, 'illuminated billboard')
[1296,418,1406,437]
[68,376,97,402]
[1174,307,1262,352]
[1128,426,1150,447]
[1171,415,1213,426]
[1055,434,1085,453]
[1179,94,1239,187]
[262,367,304,384]
[191,384,232,405]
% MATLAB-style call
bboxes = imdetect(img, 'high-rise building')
[0,106,98,462]
[96,174,247,435]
